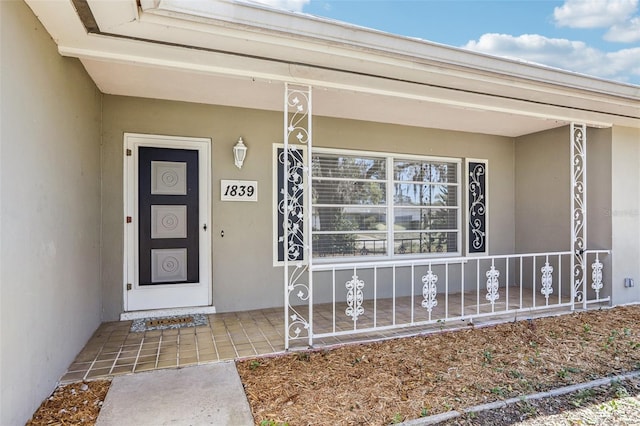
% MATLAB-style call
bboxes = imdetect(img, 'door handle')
[203,224,207,231]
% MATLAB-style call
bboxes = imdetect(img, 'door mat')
[130,314,209,333]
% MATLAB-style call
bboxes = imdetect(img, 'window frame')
[310,147,462,263]
[465,158,489,256]
[272,143,308,266]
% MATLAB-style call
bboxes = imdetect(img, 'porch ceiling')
[26,0,640,138]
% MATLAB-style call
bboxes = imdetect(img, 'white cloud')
[244,0,310,12]
[554,0,638,28]
[464,33,640,83]
[605,16,640,42]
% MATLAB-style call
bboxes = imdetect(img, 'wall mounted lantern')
[233,137,247,169]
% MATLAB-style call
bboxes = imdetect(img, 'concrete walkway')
[95,362,254,426]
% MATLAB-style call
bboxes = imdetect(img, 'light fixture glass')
[233,137,247,169]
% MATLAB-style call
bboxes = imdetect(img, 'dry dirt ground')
[28,305,640,425]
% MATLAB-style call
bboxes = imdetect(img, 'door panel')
[124,134,211,312]
[138,148,199,285]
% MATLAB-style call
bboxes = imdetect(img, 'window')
[274,145,306,264]
[312,149,460,260]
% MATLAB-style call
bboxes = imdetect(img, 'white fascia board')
[85,0,139,32]
[24,0,636,127]
[142,0,640,100]
[24,0,89,43]
[96,5,639,119]
[59,38,620,129]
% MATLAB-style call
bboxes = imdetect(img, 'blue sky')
[247,0,640,85]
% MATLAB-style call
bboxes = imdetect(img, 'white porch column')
[283,84,313,349]
[570,123,587,309]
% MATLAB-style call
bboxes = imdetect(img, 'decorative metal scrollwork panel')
[277,147,305,262]
[485,265,500,305]
[466,159,488,255]
[345,274,365,323]
[421,268,438,313]
[287,265,311,339]
[540,261,554,303]
[591,254,603,299]
[571,123,586,305]
[286,87,311,146]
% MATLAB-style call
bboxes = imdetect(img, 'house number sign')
[220,180,258,202]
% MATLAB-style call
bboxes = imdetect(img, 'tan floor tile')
[197,346,216,356]
[157,359,178,368]
[178,343,197,351]
[61,371,86,382]
[196,341,214,349]
[158,348,178,356]
[85,368,112,379]
[216,348,237,359]
[134,362,156,372]
[111,365,135,375]
[96,352,119,361]
[178,357,198,366]
[138,348,159,357]
[212,337,232,345]
[114,357,136,367]
[118,350,139,359]
[120,343,143,351]
[236,347,257,357]
[198,352,219,362]
[157,353,177,362]
[234,342,256,351]
[158,345,178,354]
[178,350,197,360]
[92,360,115,370]
[214,343,234,353]
[137,355,157,365]
[67,362,93,372]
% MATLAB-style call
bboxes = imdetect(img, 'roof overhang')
[25,0,640,137]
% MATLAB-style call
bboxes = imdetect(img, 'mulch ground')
[27,305,640,426]
[26,380,110,425]
[237,305,640,425]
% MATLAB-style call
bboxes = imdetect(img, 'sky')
[244,0,640,86]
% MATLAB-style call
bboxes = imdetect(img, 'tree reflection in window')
[311,151,459,259]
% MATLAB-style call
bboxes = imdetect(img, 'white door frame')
[123,133,212,312]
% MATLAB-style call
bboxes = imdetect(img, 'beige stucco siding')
[101,95,516,319]
[0,1,102,424]
[515,126,571,253]
[514,125,613,294]
[611,125,640,305]
[515,126,613,251]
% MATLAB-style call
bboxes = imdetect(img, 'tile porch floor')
[61,290,605,383]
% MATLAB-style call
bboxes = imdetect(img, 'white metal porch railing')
[286,250,610,346]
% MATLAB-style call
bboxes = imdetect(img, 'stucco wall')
[515,126,571,253]
[101,95,516,319]
[0,2,102,424]
[514,125,613,294]
[611,125,640,305]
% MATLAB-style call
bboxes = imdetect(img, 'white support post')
[283,84,313,349]
[570,123,587,310]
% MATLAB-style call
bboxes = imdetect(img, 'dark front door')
[138,147,199,285]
